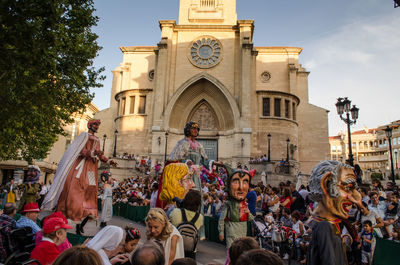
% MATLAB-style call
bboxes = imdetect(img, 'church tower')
[179,0,237,25]
[97,0,330,179]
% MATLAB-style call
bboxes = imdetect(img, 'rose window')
[188,37,222,69]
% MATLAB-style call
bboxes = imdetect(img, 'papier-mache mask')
[25,165,40,184]
[309,160,361,219]
[224,165,256,201]
[159,163,195,203]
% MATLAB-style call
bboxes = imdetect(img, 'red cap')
[43,217,73,234]
[22,203,40,213]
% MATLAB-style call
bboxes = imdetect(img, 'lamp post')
[267,133,271,162]
[113,129,118,157]
[164,131,169,163]
[102,134,107,152]
[335,97,359,166]
[384,126,395,183]
[286,138,290,162]
[395,150,398,170]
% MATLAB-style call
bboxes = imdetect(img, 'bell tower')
[178,0,237,25]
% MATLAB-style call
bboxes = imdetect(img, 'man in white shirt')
[201,182,209,194]
[298,185,309,201]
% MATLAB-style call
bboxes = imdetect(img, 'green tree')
[0,0,104,163]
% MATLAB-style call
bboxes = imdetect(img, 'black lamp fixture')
[102,134,107,152]
[384,126,395,183]
[286,138,290,162]
[113,129,118,157]
[267,133,271,162]
[164,131,169,162]
[157,136,161,146]
[241,138,244,148]
[335,97,359,166]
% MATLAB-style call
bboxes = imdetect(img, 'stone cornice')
[174,24,237,30]
[159,20,177,29]
[255,47,303,55]
[120,46,157,53]
[115,88,153,100]
[256,90,300,105]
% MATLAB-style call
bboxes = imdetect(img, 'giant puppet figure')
[167,121,212,192]
[42,119,117,234]
[158,163,195,206]
[17,165,41,212]
[156,122,214,208]
[218,167,256,248]
[306,160,362,265]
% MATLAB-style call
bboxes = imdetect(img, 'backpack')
[176,208,200,256]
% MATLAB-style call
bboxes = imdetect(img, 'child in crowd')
[114,226,141,265]
[359,220,375,265]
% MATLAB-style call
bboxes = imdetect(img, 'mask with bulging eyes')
[323,167,361,219]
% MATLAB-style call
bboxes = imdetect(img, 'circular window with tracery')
[188,36,222,69]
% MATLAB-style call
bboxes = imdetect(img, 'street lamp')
[286,138,290,162]
[164,131,169,163]
[335,97,359,166]
[267,133,271,162]
[102,134,107,152]
[113,129,118,157]
[384,126,395,183]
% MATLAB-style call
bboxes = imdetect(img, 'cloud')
[302,14,400,135]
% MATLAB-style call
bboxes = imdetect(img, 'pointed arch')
[188,100,219,131]
[164,72,240,131]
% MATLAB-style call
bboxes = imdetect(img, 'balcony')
[358,155,388,163]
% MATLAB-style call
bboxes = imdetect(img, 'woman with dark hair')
[280,188,292,210]
[354,164,363,185]
[170,190,203,230]
[53,246,103,265]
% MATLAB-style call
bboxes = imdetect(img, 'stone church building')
[96,0,329,174]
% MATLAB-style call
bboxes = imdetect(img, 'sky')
[90,0,400,136]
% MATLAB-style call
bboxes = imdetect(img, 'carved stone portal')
[189,102,218,130]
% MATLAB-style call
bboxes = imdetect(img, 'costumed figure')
[41,119,117,235]
[163,122,214,194]
[306,160,362,265]
[218,166,256,248]
[100,171,114,228]
[17,165,41,212]
[158,163,195,209]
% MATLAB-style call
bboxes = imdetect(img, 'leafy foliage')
[0,0,104,163]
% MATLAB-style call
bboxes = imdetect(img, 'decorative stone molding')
[148,69,154,81]
[189,101,218,131]
[260,71,271,82]
[188,36,222,69]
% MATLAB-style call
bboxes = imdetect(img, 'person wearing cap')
[16,202,41,237]
[30,217,73,265]
[42,119,117,235]
[35,212,72,252]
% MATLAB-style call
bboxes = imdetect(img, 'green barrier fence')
[373,237,400,265]
[98,200,253,245]
[67,233,93,246]
[98,200,150,223]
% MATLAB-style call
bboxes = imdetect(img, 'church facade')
[95,0,329,174]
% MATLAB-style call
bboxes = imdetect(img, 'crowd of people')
[1,160,400,265]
